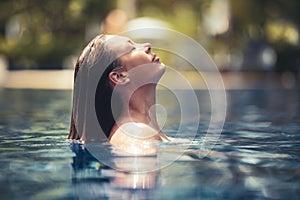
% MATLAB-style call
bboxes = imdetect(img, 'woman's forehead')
[105,35,127,42]
[104,35,133,56]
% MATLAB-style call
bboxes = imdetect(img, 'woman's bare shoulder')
[109,122,159,155]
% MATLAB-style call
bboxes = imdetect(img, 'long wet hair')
[68,34,122,140]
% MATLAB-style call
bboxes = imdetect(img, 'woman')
[69,34,169,155]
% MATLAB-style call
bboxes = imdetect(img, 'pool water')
[0,89,299,199]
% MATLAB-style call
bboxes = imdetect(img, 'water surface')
[0,89,299,199]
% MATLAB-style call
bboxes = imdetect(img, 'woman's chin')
[160,62,166,71]
[157,62,166,79]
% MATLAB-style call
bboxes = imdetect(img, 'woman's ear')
[109,71,130,85]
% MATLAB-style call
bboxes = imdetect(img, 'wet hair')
[68,34,122,140]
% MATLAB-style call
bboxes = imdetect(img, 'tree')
[0,0,116,69]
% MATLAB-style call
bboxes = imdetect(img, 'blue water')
[0,89,299,199]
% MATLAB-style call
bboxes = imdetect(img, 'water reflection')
[70,143,160,199]
[69,134,299,200]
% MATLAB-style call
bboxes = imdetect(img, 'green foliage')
[0,0,115,69]
[0,0,299,71]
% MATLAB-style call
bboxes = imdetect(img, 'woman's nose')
[144,43,151,54]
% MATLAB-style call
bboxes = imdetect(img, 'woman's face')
[106,35,165,84]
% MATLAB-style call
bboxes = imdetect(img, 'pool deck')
[1,69,298,90]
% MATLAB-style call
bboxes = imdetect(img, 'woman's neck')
[111,84,170,142]
[119,84,159,128]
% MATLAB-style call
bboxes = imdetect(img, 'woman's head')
[69,34,165,140]
[75,34,165,91]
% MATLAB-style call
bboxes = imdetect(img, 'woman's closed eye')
[132,45,146,53]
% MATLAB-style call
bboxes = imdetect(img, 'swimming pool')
[0,89,299,199]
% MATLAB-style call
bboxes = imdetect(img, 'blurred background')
[0,0,299,89]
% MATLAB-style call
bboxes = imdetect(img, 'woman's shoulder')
[109,122,159,155]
